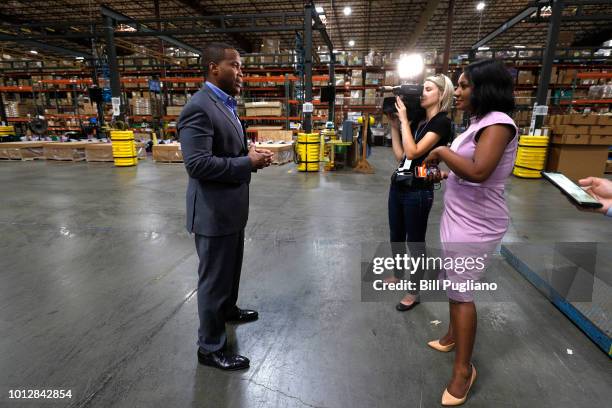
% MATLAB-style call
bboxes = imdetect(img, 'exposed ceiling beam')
[172,0,253,52]
[405,0,441,50]
[100,5,201,55]
[0,34,92,58]
[0,11,92,58]
[472,1,550,50]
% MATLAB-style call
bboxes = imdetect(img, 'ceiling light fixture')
[397,53,424,80]
[476,2,485,11]
[343,6,352,16]
[348,40,355,47]
[29,50,38,54]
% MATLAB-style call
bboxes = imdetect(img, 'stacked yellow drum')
[0,125,15,139]
[296,133,320,172]
[110,130,138,167]
[513,135,549,179]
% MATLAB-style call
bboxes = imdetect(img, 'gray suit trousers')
[194,230,244,352]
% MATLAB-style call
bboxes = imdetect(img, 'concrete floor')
[0,147,611,408]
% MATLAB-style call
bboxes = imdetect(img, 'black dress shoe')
[226,308,259,323]
[396,301,420,311]
[197,348,250,370]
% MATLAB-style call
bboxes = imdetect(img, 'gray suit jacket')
[178,85,252,237]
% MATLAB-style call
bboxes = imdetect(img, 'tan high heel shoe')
[427,339,455,352]
[441,364,477,406]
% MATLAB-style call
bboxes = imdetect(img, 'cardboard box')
[0,142,47,160]
[597,115,612,126]
[153,144,183,162]
[589,134,612,145]
[245,107,283,116]
[561,69,577,85]
[517,71,535,84]
[552,124,589,135]
[43,142,88,161]
[255,142,294,165]
[546,145,608,181]
[589,125,612,136]
[255,130,293,142]
[247,126,283,131]
[244,101,283,117]
[166,106,183,116]
[551,134,590,145]
[85,143,113,162]
[562,114,598,125]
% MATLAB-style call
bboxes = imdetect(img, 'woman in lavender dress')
[424,59,517,406]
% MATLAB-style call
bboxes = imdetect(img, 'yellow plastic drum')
[110,130,137,167]
[296,133,320,172]
[514,135,550,179]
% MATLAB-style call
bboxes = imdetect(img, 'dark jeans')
[388,184,434,295]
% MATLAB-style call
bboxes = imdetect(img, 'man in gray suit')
[178,42,272,370]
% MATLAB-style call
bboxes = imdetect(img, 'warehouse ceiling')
[0,0,611,62]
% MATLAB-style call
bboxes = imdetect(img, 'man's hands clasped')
[248,144,273,169]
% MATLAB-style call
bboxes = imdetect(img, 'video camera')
[379,84,425,123]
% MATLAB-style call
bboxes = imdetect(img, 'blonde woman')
[385,74,454,311]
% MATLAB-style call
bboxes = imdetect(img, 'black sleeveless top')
[396,111,453,172]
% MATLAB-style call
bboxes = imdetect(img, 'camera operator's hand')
[577,177,612,214]
[385,112,400,129]
[395,96,409,125]
[248,145,272,169]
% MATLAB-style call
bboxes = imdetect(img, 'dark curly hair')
[464,59,515,119]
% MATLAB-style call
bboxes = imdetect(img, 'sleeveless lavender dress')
[440,112,518,301]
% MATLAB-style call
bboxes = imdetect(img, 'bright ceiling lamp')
[476,2,485,11]
[397,53,424,80]
[343,6,352,16]
[348,40,355,47]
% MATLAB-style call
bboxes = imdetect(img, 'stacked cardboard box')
[245,101,283,117]
[335,74,346,86]
[5,101,36,117]
[131,97,151,116]
[258,38,281,64]
[513,110,532,127]
[166,106,183,116]
[364,72,383,86]
[384,71,398,86]
[364,89,377,105]
[350,90,363,105]
[255,129,293,142]
[517,70,536,85]
[546,114,611,180]
[350,70,363,86]
[514,90,535,106]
